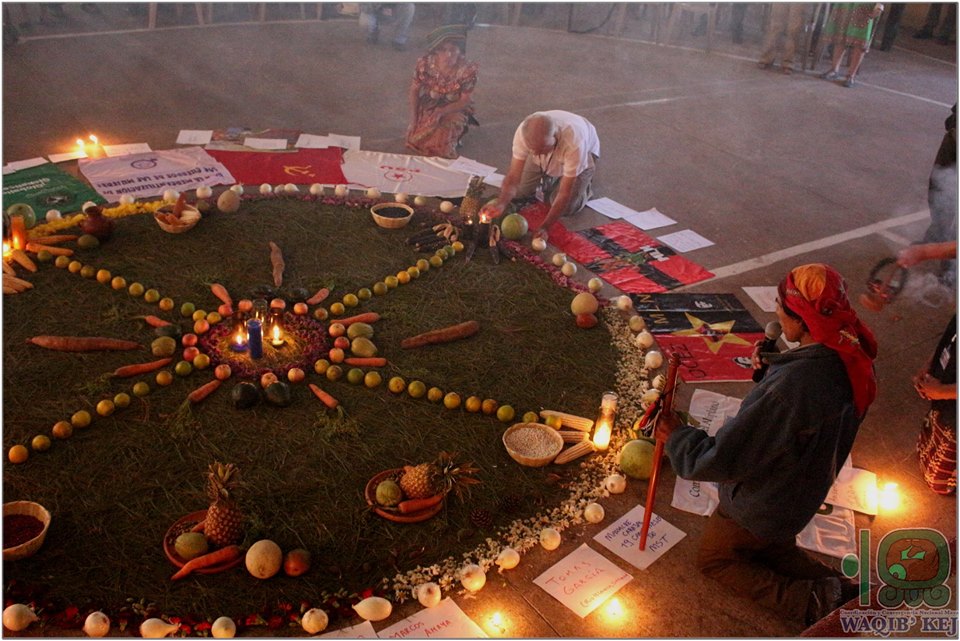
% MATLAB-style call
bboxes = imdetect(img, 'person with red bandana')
[657,263,878,626]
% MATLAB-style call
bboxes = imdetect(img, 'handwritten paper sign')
[656,229,714,252]
[824,466,878,515]
[327,133,361,150]
[296,133,335,149]
[243,137,288,150]
[593,505,685,570]
[378,598,487,638]
[103,143,152,157]
[533,543,632,618]
[316,620,377,638]
[176,129,213,145]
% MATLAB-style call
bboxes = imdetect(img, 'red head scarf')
[778,264,878,417]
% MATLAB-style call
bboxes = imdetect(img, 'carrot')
[172,192,188,217]
[141,315,172,328]
[190,521,206,533]
[9,249,36,272]
[305,287,330,305]
[30,234,78,245]
[343,357,387,367]
[269,241,285,287]
[170,544,243,581]
[210,283,232,306]
[27,336,141,352]
[397,494,444,514]
[338,312,381,327]
[25,242,73,256]
[112,357,173,377]
[401,321,480,349]
[308,383,339,409]
[188,379,222,403]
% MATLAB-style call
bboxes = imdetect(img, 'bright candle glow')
[604,597,623,619]
[76,138,85,148]
[879,482,900,511]
[480,213,491,223]
[88,134,98,144]
[487,612,506,635]
[271,324,284,345]
[2,242,10,258]
[592,418,612,451]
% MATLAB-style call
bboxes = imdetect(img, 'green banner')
[2,163,104,216]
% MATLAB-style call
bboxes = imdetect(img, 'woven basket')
[370,203,414,229]
[502,423,563,467]
[3,501,51,561]
[154,205,201,234]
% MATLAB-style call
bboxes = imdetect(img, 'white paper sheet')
[316,620,377,638]
[797,504,857,559]
[327,133,362,150]
[593,504,685,570]
[624,208,677,231]
[533,543,632,618]
[48,150,88,163]
[742,286,779,313]
[176,129,213,145]
[103,143,152,157]
[447,156,497,177]
[587,197,633,219]
[295,133,335,149]
[824,467,878,515]
[4,157,49,172]
[377,598,487,638]
[243,137,288,150]
[483,173,505,188]
[657,229,714,252]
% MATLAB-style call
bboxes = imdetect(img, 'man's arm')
[531,174,575,239]
[481,156,526,219]
[897,241,958,267]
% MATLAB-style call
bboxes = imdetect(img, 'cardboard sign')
[377,598,487,638]
[593,505,685,570]
[533,544,632,618]
[316,620,377,638]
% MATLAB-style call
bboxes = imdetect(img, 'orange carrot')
[338,312,381,327]
[343,357,387,367]
[170,544,243,580]
[188,379,222,403]
[269,241,284,287]
[112,357,173,377]
[30,234,78,245]
[142,315,172,328]
[210,283,232,306]
[305,287,330,305]
[401,321,480,349]
[397,494,444,514]
[25,242,73,256]
[27,336,141,352]
[308,383,339,409]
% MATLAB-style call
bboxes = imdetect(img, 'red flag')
[206,148,347,185]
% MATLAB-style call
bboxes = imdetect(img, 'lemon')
[396,270,411,285]
[522,411,539,424]
[443,392,462,410]
[372,282,388,296]
[342,293,359,308]
[407,380,427,399]
[68,260,83,273]
[71,410,92,428]
[158,297,175,311]
[357,287,372,301]
[406,266,421,279]
[156,370,174,386]
[54,255,70,268]
[330,302,346,316]
[313,307,329,321]
[36,249,53,263]
[364,371,382,388]
[113,392,131,408]
[346,368,364,385]
[192,309,207,321]
[31,435,52,452]
[313,358,330,375]
[96,399,116,417]
[427,387,444,403]
[452,240,464,253]
[144,288,160,303]
[80,264,96,278]
[388,376,406,394]
[111,276,127,290]
[465,396,482,413]
[174,360,193,376]
[96,269,112,284]
[481,399,499,415]
[180,302,196,318]
[128,282,145,297]
[52,421,74,439]
[8,445,28,464]
[497,405,516,423]
[429,255,443,268]
[206,311,222,324]
[193,353,211,370]
[325,365,343,382]
[132,381,151,397]
[416,258,430,272]
[384,275,399,289]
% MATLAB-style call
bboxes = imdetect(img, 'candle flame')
[480,213,491,224]
[604,597,623,619]
[2,241,10,258]
[490,613,502,626]
[592,418,612,451]
[234,330,245,345]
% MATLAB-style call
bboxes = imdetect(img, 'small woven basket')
[370,202,414,229]
[3,501,51,561]
[154,205,201,234]
[502,423,563,467]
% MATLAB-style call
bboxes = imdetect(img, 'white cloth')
[340,150,471,197]
[511,110,600,178]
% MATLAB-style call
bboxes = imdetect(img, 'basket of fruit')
[154,204,201,234]
[502,423,563,467]
[3,501,51,561]
[365,469,444,523]
[370,202,414,229]
[365,453,480,523]
[163,510,244,573]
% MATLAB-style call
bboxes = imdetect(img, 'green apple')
[6,203,36,228]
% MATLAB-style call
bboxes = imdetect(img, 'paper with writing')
[316,620,377,638]
[243,137,288,150]
[48,150,88,163]
[824,466,878,515]
[656,229,714,252]
[103,143,152,157]
[593,505,685,570]
[377,598,487,638]
[176,130,213,145]
[533,543,632,618]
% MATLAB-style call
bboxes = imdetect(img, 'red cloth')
[780,264,878,417]
[206,148,347,185]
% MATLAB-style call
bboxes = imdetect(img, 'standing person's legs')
[391,3,415,49]
[915,3,943,38]
[759,3,789,66]
[780,4,807,71]
[359,5,380,43]
[844,46,867,85]
[937,3,956,43]
[879,3,906,50]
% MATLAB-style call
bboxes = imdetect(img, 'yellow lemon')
[54,255,70,268]
[465,396,482,413]
[132,382,151,397]
[429,255,443,268]
[330,302,346,316]
[192,353,211,370]
[96,399,116,417]
[416,258,430,272]
[443,392,461,410]
[192,309,207,321]
[497,405,516,423]
[388,376,406,394]
[522,411,539,424]
[71,410,92,428]
[357,287,372,301]
[343,293,359,308]
[452,240,464,253]
[314,358,330,375]
[364,371,382,388]
[128,282,145,297]
[384,275,399,289]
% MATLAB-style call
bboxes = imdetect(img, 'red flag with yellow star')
[207,148,347,185]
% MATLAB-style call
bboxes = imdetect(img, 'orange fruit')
[158,297,175,311]
[260,372,279,388]
[328,323,346,338]
[330,302,346,316]
[181,333,198,347]
[156,370,174,386]
[427,387,444,403]
[71,410,91,428]
[192,309,207,322]
[497,405,516,423]
[128,282,145,296]
[443,392,461,410]
[192,353,211,370]
[364,371,382,388]
[214,364,233,380]
[328,348,345,363]
[287,367,305,383]
[396,271,411,285]
[8,445,28,464]
[53,420,74,439]
[388,376,406,394]
[96,269,112,284]
[465,396,482,413]
[206,311,222,324]
[111,276,127,290]
[313,359,330,375]
[293,302,308,315]
[96,399,116,417]
[407,380,427,399]
[325,365,343,382]
[144,288,160,303]
[31,435,52,452]
[481,399,499,415]
[313,307,329,321]
[193,319,210,334]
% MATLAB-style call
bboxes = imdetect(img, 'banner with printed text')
[78,147,235,201]
[2,162,104,213]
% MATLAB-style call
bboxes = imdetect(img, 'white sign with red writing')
[316,619,377,638]
[377,597,487,639]
[533,544,632,618]
[593,504,685,570]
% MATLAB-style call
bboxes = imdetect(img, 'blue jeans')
[359,3,414,46]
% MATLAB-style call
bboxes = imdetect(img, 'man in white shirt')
[481,111,600,240]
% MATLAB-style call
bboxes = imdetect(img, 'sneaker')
[806,577,843,626]
[820,70,838,80]
[843,77,856,88]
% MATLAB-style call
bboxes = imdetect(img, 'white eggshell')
[540,527,562,550]
[616,295,633,311]
[552,252,567,267]
[301,609,329,634]
[195,186,213,200]
[495,547,520,570]
[645,350,664,370]
[81,200,98,212]
[460,563,487,592]
[394,192,408,203]
[259,183,273,195]
[439,200,455,213]
[641,388,661,405]
[211,616,236,638]
[119,194,135,205]
[83,611,111,637]
[604,474,627,494]
[584,502,605,523]
[3,604,37,632]
[45,209,62,222]
[285,183,299,195]
[230,184,245,194]
[334,184,349,197]
[366,187,381,198]
[309,183,324,196]
[162,190,179,203]
[353,596,392,621]
[416,582,442,608]
[531,237,547,252]
[587,277,603,293]
[413,195,428,206]
[629,315,646,332]
[561,261,577,277]
[635,330,655,349]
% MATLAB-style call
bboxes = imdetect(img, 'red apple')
[575,313,598,329]
[283,548,312,577]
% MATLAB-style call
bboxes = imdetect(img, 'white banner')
[341,150,475,198]
[78,147,235,201]
[797,504,857,559]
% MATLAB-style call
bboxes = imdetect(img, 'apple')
[283,548,311,576]
[6,203,36,228]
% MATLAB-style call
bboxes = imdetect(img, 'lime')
[180,302,196,318]
[132,381,151,397]
[346,368,364,385]
[406,266,421,279]
[174,360,194,376]
[36,250,53,263]
[113,392,131,408]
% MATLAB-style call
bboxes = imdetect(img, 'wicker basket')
[154,205,201,234]
[502,423,563,467]
[3,501,51,561]
[370,202,414,229]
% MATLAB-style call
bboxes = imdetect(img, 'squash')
[264,382,292,407]
[245,539,282,579]
[231,382,261,409]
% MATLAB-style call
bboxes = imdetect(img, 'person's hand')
[897,245,927,268]
[913,373,956,401]
[654,410,682,442]
[479,201,504,220]
[750,339,764,370]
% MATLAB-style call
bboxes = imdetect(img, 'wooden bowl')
[502,423,564,467]
[370,203,414,229]
[364,469,443,523]
[154,204,201,234]
[162,510,244,573]
[3,501,51,560]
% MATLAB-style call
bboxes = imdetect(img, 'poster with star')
[206,148,347,186]
[629,293,764,382]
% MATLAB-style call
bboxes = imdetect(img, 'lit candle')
[488,612,506,635]
[270,322,285,348]
[604,597,623,619]
[592,391,618,451]
[2,241,10,259]
[88,134,98,145]
[246,319,263,359]
[76,138,86,153]
[230,328,248,352]
[9,216,26,250]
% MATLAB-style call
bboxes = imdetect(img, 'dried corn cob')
[9,249,36,272]
[539,410,594,432]
[554,441,596,464]
[3,275,33,292]
[558,430,589,443]
[2,260,17,276]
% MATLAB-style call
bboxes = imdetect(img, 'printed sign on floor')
[533,543,632,618]
[377,598,487,639]
[797,504,857,560]
[79,147,235,201]
[593,505,685,570]
[2,162,104,213]
[317,620,377,638]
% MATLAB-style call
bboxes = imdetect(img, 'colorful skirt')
[823,3,878,52]
[918,409,957,495]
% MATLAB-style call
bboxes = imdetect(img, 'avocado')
[264,381,292,407]
[231,381,261,409]
[350,336,378,358]
[347,322,374,340]
[154,324,183,339]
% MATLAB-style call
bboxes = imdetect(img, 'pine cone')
[496,494,523,515]
[470,508,494,530]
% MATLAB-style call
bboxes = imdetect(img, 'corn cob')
[3,275,33,292]
[558,430,588,443]
[10,249,36,272]
[554,441,596,464]
[2,260,17,276]
[539,410,594,432]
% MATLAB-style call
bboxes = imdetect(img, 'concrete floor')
[2,3,958,638]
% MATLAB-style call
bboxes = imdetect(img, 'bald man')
[481,110,600,240]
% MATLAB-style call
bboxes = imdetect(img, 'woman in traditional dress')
[406,25,478,159]
[819,3,884,87]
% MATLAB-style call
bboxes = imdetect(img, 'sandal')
[843,77,856,88]
[820,70,838,80]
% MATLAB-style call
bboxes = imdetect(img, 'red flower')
[194,621,212,631]
[266,614,284,629]
[360,587,374,599]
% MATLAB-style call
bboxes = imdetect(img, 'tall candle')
[246,319,263,359]
[9,216,26,250]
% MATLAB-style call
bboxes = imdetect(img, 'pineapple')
[399,452,481,501]
[203,461,245,547]
[459,176,485,223]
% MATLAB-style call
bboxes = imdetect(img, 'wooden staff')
[639,353,681,551]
